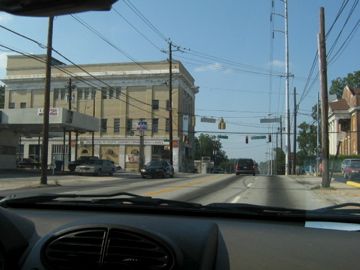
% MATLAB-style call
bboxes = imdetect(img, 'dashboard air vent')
[43,229,106,270]
[42,227,175,270]
[103,228,174,270]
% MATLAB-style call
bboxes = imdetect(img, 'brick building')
[328,86,360,155]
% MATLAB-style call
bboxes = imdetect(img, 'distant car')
[16,158,40,169]
[212,167,225,174]
[341,159,360,174]
[75,159,115,176]
[235,158,256,176]
[68,156,99,172]
[343,159,360,179]
[141,160,174,178]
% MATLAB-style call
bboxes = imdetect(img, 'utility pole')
[279,115,283,151]
[168,41,173,166]
[318,7,330,187]
[92,89,95,157]
[68,78,72,164]
[316,93,320,175]
[293,87,297,174]
[284,0,291,175]
[40,16,54,185]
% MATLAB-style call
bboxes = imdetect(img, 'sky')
[0,0,359,163]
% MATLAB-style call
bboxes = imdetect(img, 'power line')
[112,7,163,51]
[70,14,149,71]
[121,0,168,42]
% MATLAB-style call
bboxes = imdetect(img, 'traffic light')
[218,118,226,130]
[245,136,249,144]
[268,134,272,142]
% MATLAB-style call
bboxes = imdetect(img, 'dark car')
[68,156,99,172]
[343,159,360,179]
[141,160,174,178]
[16,158,40,169]
[235,158,256,176]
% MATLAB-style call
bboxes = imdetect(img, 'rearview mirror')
[0,0,118,16]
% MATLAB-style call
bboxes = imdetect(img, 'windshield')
[0,1,359,217]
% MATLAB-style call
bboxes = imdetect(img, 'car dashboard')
[0,205,359,270]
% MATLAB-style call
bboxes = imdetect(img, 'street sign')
[260,117,281,123]
[137,120,147,131]
[217,135,228,139]
[200,117,216,123]
[251,135,266,140]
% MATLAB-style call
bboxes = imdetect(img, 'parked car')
[341,159,360,174]
[68,156,99,172]
[235,158,256,176]
[343,159,360,179]
[75,159,115,176]
[16,158,40,169]
[141,160,174,178]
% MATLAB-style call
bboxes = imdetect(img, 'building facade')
[328,86,360,156]
[2,55,198,172]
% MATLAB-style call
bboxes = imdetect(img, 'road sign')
[251,135,266,140]
[137,121,147,131]
[200,117,216,123]
[260,117,281,123]
[217,135,228,139]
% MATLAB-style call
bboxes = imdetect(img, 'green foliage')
[275,148,285,175]
[329,70,360,98]
[194,133,228,166]
[297,122,317,158]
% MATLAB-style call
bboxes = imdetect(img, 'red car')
[343,160,360,179]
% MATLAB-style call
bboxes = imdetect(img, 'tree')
[297,122,317,162]
[329,70,360,98]
[194,133,228,166]
[274,148,285,175]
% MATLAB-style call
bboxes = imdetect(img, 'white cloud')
[194,62,233,74]
[0,13,13,24]
[270,59,286,68]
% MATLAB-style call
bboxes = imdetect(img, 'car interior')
[0,199,359,270]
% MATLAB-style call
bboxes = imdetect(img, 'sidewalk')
[291,175,360,205]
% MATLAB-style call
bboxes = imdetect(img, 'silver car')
[75,159,115,176]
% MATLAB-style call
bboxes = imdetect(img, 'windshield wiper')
[311,203,360,214]
[0,192,202,209]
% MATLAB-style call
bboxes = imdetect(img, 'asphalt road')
[0,173,330,210]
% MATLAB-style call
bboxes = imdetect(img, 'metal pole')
[75,131,79,160]
[62,128,66,172]
[40,16,54,185]
[318,7,330,187]
[68,78,72,164]
[92,90,95,157]
[284,0,291,175]
[280,115,283,151]
[293,87,297,174]
[169,41,173,166]
[139,130,145,171]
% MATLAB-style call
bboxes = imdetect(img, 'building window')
[8,102,15,109]
[152,118,159,133]
[20,102,26,108]
[165,118,170,132]
[84,88,90,100]
[152,100,159,110]
[115,87,121,99]
[108,88,114,99]
[101,119,107,133]
[102,87,107,99]
[77,88,83,100]
[114,118,120,133]
[126,119,133,133]
[60,89,66,100]
[54,88,60,100]
[91,89,96,99]
[166,100,171,111]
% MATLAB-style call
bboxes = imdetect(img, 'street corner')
[346,180,360,188]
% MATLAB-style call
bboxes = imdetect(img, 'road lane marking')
[231,195,241,203]
[247,183,253,188]
[346,181,360,188]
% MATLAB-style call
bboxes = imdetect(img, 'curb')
[346,181,360,188]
